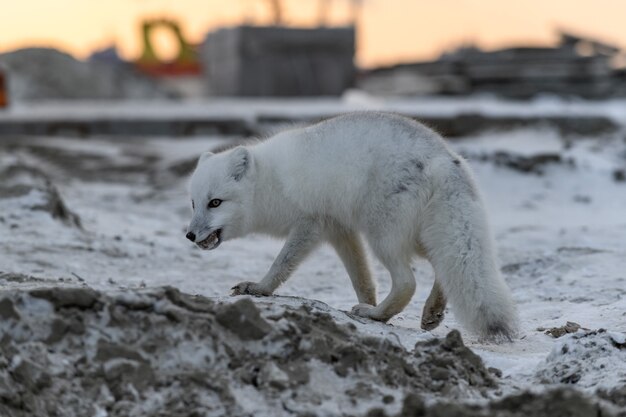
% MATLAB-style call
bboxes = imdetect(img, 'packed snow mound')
[1,285,622,417]
[0,48,169,101]
[374,388,614,417]
[0,286,500,417]
[535,329,626,388]
[0,162,80,227]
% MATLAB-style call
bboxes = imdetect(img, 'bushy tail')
[420,167,518,341]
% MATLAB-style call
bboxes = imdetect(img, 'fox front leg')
[231,219,322,297]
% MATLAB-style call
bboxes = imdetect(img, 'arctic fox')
[186,112,518,340]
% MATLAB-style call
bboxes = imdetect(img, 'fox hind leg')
[421,279,447,331]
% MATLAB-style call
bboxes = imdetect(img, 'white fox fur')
[187,112,518,340]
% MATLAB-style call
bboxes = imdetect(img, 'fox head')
[186,146,254,250]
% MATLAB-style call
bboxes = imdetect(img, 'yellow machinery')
[134,19,201,77]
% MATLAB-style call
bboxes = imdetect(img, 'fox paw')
[350,303,387,322]
[420,309,445,331]
[231,282,271,297]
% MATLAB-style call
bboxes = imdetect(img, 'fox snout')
[185,231,196,242]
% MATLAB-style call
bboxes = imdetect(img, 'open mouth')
[197,229,222,250]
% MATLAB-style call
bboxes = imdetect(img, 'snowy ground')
[1,101,625,415]
[3,94,626,124]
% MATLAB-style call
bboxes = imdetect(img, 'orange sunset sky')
[1,0,625,68]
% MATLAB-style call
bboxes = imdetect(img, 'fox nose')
[186,232,196,242]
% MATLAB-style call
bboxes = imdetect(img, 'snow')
[1,99,625,412]
[2,94,626,124]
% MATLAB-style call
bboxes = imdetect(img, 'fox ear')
[199,151,214,163]
[229,147,251,181]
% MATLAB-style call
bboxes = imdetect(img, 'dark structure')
[201,26,355,96]
[0,69,7,108]
[364,32,625,99]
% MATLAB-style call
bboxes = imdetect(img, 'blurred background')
[1,0,626,103]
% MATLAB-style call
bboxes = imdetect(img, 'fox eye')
[208,199,222,208]
[191,200,195,210]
